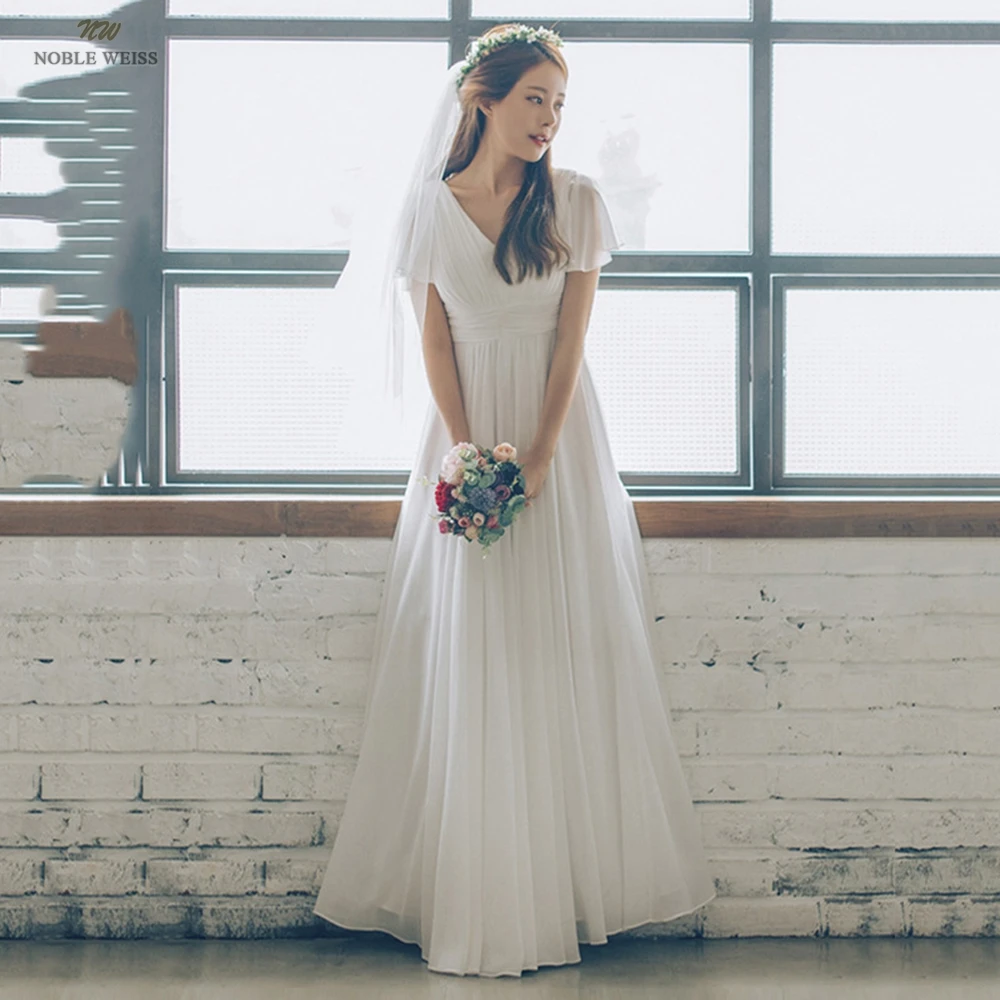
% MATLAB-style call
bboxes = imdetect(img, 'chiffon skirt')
[312,326,716,977]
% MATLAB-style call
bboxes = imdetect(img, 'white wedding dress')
[313,166,716,977]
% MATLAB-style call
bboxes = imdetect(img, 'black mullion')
[144,0,169,492]
[752,0,774,494]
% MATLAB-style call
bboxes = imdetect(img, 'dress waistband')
[448,306,559,344]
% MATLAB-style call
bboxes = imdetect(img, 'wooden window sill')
[0,498,998,537]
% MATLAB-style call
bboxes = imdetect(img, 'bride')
[313,22,716,978]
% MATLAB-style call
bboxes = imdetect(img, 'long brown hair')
[445,25,572,284]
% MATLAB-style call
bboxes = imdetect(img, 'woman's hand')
[516,446,552,502]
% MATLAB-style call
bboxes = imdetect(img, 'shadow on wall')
[0,0,158,489]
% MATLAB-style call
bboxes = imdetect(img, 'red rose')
[434,478,453,513]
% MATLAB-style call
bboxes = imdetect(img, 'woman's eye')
[529,96,564,110]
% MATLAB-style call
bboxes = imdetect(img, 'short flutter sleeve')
[564,170,623,272]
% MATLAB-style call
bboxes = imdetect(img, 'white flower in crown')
[456,24,564,91]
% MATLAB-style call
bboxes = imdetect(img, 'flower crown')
[456,24,564,91]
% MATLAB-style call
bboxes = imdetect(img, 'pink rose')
[442,442,478,485]
[458,516,471,528]
[472,512,485,526]
[438,520,450,534]
[486,514,499,528]
[492,442,517,463]
[441,457,464,485]
[495,484,511,501]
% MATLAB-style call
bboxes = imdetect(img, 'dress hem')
[312,888,718,978]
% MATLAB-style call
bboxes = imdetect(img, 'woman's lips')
[530,135,548,147]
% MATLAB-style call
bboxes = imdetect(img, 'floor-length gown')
[313,166,716,977]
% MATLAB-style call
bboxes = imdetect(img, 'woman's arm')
[417,279,472,446]
[529,267,601,461]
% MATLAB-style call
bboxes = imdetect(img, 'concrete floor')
[0,937,997,998]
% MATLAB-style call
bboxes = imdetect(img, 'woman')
[313,23,716,978]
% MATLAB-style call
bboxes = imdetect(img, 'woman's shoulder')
[552,167,602,197]
[553,166,578,187]
[552,167,581,207]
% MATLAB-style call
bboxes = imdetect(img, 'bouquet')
[419,441,532,557]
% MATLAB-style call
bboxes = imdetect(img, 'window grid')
[2,0,1000,496]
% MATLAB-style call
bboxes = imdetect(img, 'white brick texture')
[0,341,130,488]
[0,535,998,939]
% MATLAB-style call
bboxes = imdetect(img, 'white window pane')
[168,0,446,15]
[784,289,1000,476]
[586,289,740,475]
[773,44,1000,255]
[0,1,118,13]
[774,0,1000,20]
[474,0,750,18]
[167,0,448,13]
[167,40,748,254]
[166,40,447,252]
[558,42,750,253]
[0,138,64,195]
[176,286,426,472]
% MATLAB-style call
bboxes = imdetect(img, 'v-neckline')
[441,179,500,250]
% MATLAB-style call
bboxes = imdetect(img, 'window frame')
[2,1,1000,536]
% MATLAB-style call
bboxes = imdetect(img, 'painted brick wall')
[0,342,130,488]
[1,536,998,939]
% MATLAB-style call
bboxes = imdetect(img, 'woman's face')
[483,60,566,162]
